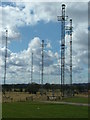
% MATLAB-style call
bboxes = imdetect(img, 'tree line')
[2,83,89,94]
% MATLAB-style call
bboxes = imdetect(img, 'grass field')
[60,96,88,103]
[2,101,88,118]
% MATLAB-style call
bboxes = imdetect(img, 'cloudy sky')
[0,1,88,84]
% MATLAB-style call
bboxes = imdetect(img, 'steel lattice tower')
[41,40,44,85]
[70,19,73,95]
[31,52,33,83]
[4,29,8,85]
[40,40,44,95]
[57,4,68,97]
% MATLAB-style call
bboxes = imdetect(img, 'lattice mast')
[41,40,44,85]
[31,52,33,83]
[4,30,8,85]
[70,19,72,89]
[57,4,68,97]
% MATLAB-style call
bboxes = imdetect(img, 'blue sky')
[0,2,88,84]
[9,21,61,53]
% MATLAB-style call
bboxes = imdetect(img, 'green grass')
[61,97,88,103]
[2,101,88,118]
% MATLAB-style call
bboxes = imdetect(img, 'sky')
[0,1,88,84]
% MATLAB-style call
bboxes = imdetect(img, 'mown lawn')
[2,101,88,118]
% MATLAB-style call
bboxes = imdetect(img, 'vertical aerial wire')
[57,4,68,97]
[70,19,72,95]
[4,29,8,85]
[31,52,33,83]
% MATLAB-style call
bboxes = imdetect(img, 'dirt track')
[42,101,90,107]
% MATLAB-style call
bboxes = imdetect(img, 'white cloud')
[54,52,59,59]
[46,42,52,49]
[28,37,41,50]
[0,37,60,84]
[0,2,88,84]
